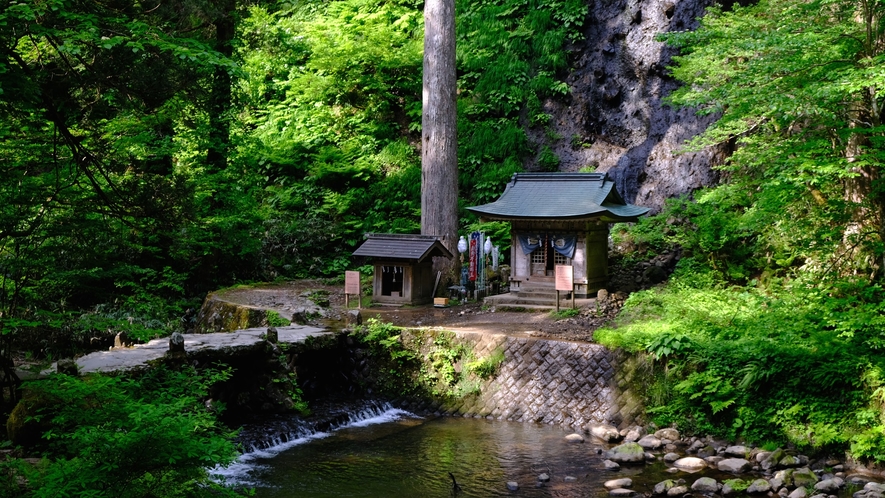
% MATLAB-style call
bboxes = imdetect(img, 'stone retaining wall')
[399,329,644,431]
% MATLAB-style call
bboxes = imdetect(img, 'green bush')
[12,367,242,497]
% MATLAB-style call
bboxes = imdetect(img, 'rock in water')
[607,442,646,463]
[673,457,706,471]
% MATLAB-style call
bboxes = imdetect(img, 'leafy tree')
[662,0,885,277]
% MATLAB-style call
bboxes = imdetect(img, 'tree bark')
[207,8,235,174]
[422,0,459,289]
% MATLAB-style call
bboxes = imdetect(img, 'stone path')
[27,325,330,377]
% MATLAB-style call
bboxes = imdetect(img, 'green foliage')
[549,308,581,320]
[356,320,502,399]
[266,311,291,327]
[465,348,505,379]
[12,367,241,497]
[596,264,885,458]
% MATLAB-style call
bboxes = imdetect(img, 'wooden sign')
[345,271,360,295]
[555,265,574,291]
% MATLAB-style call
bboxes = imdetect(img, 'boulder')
[865,483,885,494]
[691,477,721,493]
[607,442,646,463]
[655,428,681,441]
[780,455,802,468]
[769,477,785,490]
[605,478,633,490]
[590,423,622,442]
[673,457,706,471]
[761,449,786,470]
[653,480,677,495]
[622,426,647,443]
[564,476,577,482]
[718,458,752,473]
[538,473,550,482]
[638,435,664,450]
[793,468,820,488]
[687,440,705,453]
[604,459,621,471]
[724,445,750,457]
[697,445,717,458]
[664,452,681,463]
[667,485,689,496]
[506,482,519,491]
[814,477,844,493]
[747,479,772,494]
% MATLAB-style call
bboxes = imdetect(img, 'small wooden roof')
[352,233,453,263]
[467,172,649,222]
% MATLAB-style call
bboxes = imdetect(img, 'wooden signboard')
[344,271,361,309]
[555,265,573,291]
[555,265,574,311]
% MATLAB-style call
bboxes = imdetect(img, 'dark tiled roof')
[352,234,453,262]
[467,172,649,221]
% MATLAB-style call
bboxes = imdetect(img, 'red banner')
[468,232,479,281]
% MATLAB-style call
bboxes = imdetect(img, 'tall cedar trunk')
[422,0,459,290]
[207,10,234,174]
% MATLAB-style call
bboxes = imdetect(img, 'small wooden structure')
[468,173,648,298]
[352,234,453,305]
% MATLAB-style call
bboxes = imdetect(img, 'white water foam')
[212,404,419,486]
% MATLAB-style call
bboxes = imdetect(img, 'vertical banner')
[469,231,479,281]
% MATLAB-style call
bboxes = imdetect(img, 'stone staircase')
[484,278,594,310]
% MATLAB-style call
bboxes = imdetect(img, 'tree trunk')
[422,0,459,290]
[207,9,235,174]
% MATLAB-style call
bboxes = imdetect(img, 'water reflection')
[244,415,617,498]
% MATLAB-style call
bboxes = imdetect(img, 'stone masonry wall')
[400,330,644,431]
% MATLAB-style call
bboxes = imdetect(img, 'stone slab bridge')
[46,325,331,375]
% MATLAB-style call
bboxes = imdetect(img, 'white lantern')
[457,236,468,254]
[484,237,492,255]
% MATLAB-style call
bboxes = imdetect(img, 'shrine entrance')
[530,234,572,277]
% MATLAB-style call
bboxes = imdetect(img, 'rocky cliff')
[533,0,726,211]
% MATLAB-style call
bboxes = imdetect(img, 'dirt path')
[215,280,622,342]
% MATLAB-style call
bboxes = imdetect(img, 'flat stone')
[564,476,577,482]
[638,435,664,449]
[605,478,633,490]
[664,452,680,463]
[538,473,550,482]
[506,481,519,491]
[673,457,706,471]
[72,325,331,373]
[604,459,621,471]
[724,446,750,457]
[655,428,681,441]
[610,489,638,497]
[718,458,752,473]
[565,433,585,443]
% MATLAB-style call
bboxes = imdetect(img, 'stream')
[212,403,810,498]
